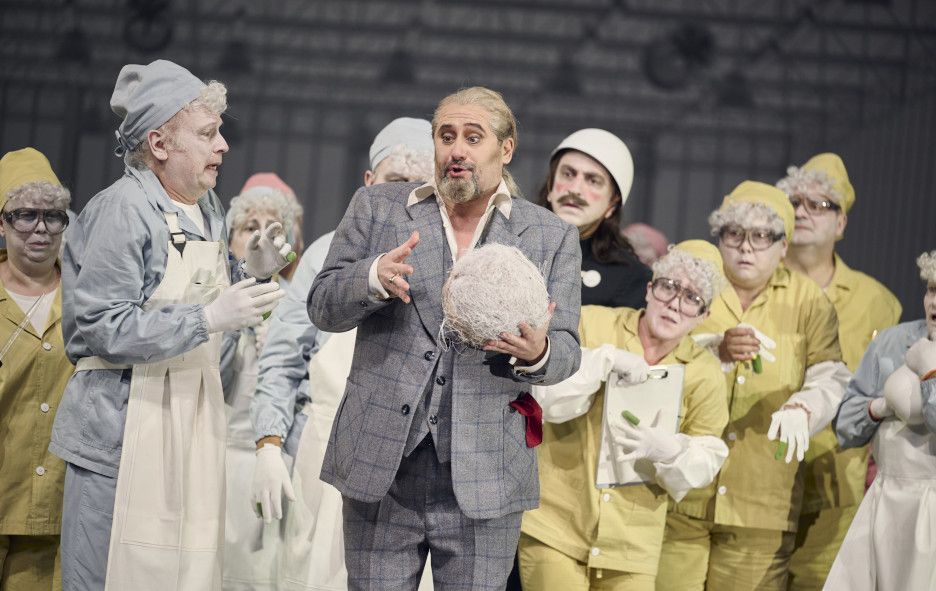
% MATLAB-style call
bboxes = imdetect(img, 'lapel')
[397,197,448,343]
[0,284,40,340]
[481,206,525,250]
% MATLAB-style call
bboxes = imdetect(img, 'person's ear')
[363,170,375,187]
[147,129,171,163]
[603,195,622,220]
[500,137,515,165]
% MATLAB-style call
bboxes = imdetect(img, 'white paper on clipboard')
[596,364,685,488]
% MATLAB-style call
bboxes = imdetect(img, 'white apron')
[223,326,287,590]
[824,417,936,591]
[279,328,434,590]
[79,212,230,591]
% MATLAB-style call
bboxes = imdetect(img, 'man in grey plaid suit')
[307,87,582,590]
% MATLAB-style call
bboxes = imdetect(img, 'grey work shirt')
[49,165,242,477]
[834,319,936,447]
[250,231,334,446]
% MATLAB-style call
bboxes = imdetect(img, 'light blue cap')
[110,59,206,157]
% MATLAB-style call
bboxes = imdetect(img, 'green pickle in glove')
[621,410,640,426]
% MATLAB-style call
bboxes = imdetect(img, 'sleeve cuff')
[368,254,390,300]
[512,337,550,374]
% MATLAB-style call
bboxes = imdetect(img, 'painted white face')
[546,150,618,237]
[718,216,787,292]
[159,107,229,203]
[433,103,513,204]
[643,271,708,343]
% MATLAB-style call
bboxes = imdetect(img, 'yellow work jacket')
[672,265,842,532]
[0,252,73,535]
[522,306,728,576]
[800,254,901,513]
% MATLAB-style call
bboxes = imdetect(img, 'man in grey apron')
[50,59,293,591]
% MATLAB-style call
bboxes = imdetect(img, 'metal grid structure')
[1,0,934,310]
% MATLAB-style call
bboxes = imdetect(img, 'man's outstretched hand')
[377,231,419,303]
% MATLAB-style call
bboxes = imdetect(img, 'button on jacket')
[0,255,74,535]
[674,265,842,532]
[523,306,729,576]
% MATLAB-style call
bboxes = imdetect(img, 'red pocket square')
[509,392,543,448]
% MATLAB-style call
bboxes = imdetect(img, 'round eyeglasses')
[789,194,841,215]
[718,224,783,251]
[1,208,69,235]
[650,277,707,317]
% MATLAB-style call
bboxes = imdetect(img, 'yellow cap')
[721,180,795,241]
[0,148,61,212]
[802,152,854,213]
[674,239,724,276]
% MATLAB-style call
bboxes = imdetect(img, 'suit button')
[359,301,367,307]
[435,376,446,386]
[401,404,410,415]
[429,415,438,425]
[424,351,435,361]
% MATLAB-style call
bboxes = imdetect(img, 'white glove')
[737,323,777,363]
[611,350,650,386]
[251,444,296,523]
[244,222,293,279]
[203,278,284,333]
[869,396,895,421]
[767,407,809,463]
[609,411,683,464]
[883,364,924,425]
[905,337,936,380]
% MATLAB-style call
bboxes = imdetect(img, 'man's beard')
[437,173,481,204]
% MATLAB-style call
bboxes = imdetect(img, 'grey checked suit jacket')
[308,182,581,519]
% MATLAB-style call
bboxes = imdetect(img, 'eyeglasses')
[789,194,841,215]
[718,224,783,251]
[650,277,707,317]
[1,208,70,235]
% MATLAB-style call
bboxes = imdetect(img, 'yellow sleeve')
[680,351,730,438]
[803,287,842,367]
[578,305,625,349]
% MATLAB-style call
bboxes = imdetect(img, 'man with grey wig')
[50,59,292,591]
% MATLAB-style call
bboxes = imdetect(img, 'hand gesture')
[767,407,809,463]
[245,222,294,279]
[377,231,419,304]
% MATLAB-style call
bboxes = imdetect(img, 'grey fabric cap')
[368,117,433,170]
[110,59,206,157]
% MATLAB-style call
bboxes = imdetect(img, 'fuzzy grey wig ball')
[441,244,550,348]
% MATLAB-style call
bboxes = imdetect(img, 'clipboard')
[596,364,685,488]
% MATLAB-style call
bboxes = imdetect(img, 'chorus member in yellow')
[0,148,74,591]
[521,240,730,591]
[776,153,901,590]
[657,181,850,591]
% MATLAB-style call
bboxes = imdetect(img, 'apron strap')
[165,212,187,257]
